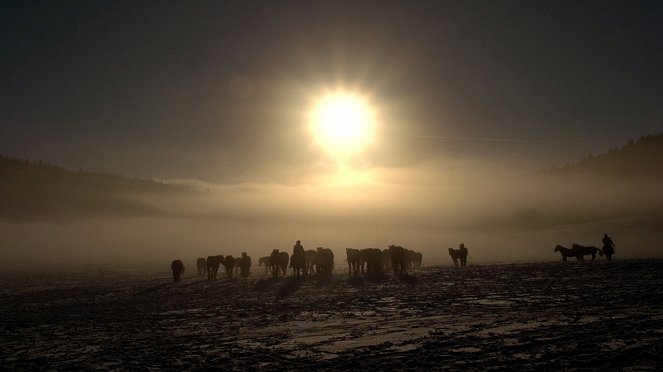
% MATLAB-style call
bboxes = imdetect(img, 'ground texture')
[1,260,662,370]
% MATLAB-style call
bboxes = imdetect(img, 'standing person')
[602,234,615,260]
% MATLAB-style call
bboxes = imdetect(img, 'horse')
[346,248,361,277]
[206,255,224,279]
[305,250,319,276]
[388,245,407,275]
[571,244,604,261]
[316,247,334,275]
[196,258,207,277]
[554,245,582,262]
[239,252,252,277]
[290,244,307,277]
[361,248,384,276]
[171,259,185,282]
[270,249,289,278]
[382,249,392,272]
[412,252,423,268]
[232,257,242,275]
[258,256,271,274]
[404,249,418,269]
[223,255,236,278]
[449,246,468,267]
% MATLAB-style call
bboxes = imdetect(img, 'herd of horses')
[168,241,611,282]
[259,247,336,278]
[346,246,423,277]
[169,244,427,282]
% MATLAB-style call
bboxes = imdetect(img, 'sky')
[2,0,662,184]
[2,1,663,266]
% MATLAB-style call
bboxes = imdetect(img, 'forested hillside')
[543,133,663,179]
[0,155,191,219]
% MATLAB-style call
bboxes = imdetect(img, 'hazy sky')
[2,0,662,184]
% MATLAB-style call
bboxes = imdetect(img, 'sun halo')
[309,92,375,157]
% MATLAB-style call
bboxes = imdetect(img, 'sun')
[309,92,375,157]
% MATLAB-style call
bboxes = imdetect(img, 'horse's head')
[448,248,454,255]
[554,245,562,252]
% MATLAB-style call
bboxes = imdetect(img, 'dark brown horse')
[290,242,306,277]
[571,244,604,261]
[305,250,319,276]
[270,249,289,278]
[239,252,252,277]
[316,247,334,275]
[412,252,423,268]
[258,256,271,274]
[554,245,577,262]
[346,248,361,277]
[361,248,384,276]
[388,245,407,274]
[449,245,468,267]
[171,259,185,282]
[223,255,236,278]
[206,255,224,279]
[196,257,207,277]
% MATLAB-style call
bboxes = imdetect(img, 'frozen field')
[1,259,662,370]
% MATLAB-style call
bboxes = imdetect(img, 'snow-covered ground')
[1,260,662,370]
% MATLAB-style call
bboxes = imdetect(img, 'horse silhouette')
[232,257,242,275]
[412,252,423,268]
[554,245,577,262]
[290,242,306,277]
[171,259,185,282]
[346,248,361,277]
[555,244,603,261]
[305,249,319,276]
[223,255,236,278]
[388,245,407,274]
[361,248,384,276]
[382,249,392,272]
[206,255,223,279]
[258,256,271,274]
[316,247,334,275]
[270,249,289,278]
[449,245,468,267]
[196,258,207,277]
[571,244,604,261]
[239,252,252,277]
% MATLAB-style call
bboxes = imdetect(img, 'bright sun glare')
[309,92,375,157]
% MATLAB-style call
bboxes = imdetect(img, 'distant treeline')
[0,154,191,219]
[542,133,663,179]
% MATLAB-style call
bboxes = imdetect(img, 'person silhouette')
[602,234,615,260]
